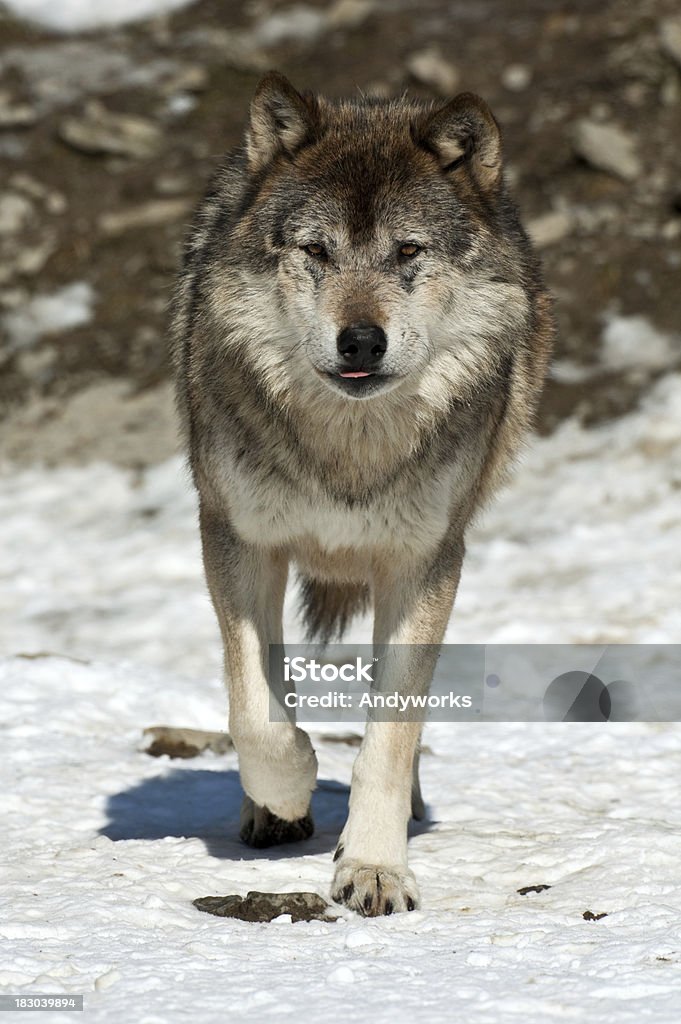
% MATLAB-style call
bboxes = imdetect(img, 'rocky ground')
[1,0,680,465]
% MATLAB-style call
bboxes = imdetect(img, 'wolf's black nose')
[337,325,387,369]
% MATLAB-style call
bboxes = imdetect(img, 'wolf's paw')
[239,796,314,848]
[331,858,419,916]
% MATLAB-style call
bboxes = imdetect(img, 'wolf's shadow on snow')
[100,767,433,860]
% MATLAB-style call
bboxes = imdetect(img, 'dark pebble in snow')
[517,884,552,896]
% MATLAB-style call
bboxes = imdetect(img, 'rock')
[526,210,573,248]
[0,136,26,160]
[143,726,233,758]
[573,118,641,181]
[0,206,56,288]
[661,72,680,107]
[0,287,28,310]
[8,174,66,214]
[59,102,163,160]
[14,236,57,277]
[589,102,611,121]
[571,201,618,232]
[327,0,375,29]
[158,64,208,96]
[154,173,191,195]
[0,193,33,236]
[661,219,681,241]
[15,347,56,388]
[98,198,192,237]
[193,891,339,923]
[0,91,38,129]
[623,81,647,107]
[501,64,532,91]
[406,47,459,96]
[182,29,269,72]
[659,16,681,68]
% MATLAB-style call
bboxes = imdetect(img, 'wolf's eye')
[398,243,422,260]
[302,243,327,260]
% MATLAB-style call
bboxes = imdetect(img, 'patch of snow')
[550,315,679,382]
[601,314,680,372]
[166,92,196,117]
[2,654,681,1021]
[249,1,376,47]
[2,281,95,350]
[0,44,182,113]
[2,0,197,33]
[453,370,681,644]
[253,5,328,46]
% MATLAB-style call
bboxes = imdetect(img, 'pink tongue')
[340,371,371,378]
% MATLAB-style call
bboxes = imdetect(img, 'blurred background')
[1,0,680,467]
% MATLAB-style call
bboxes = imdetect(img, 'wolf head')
[217,73,536,406]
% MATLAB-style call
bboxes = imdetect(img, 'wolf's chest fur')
[219,444,459,560]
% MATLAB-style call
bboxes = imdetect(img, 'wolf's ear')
[246,72,318,173]
[418,93,502,192]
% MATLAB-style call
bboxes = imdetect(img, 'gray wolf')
[171,72,553,916]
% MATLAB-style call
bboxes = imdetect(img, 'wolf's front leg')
[332,537,464,915]
[200,508,317,847]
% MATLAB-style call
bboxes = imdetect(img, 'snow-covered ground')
[2,368,681,1021]
[2,0,197,33]
[4,657,681,1022]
